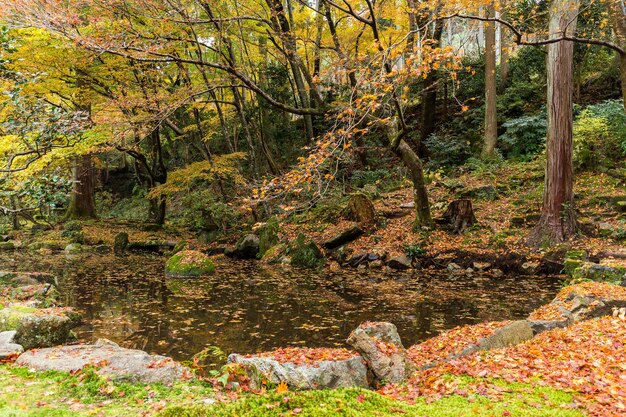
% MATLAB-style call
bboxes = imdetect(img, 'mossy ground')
[0,365,583,417]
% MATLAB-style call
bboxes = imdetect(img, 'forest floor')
[14,161,626,275]
[277,160,626,273]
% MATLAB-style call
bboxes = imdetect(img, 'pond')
[0,252,562,361]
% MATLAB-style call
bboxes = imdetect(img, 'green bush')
[498,112,547,161]
[425,133,472,170]
[573,100,626,170]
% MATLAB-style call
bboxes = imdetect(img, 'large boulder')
[16,339,187,384]
[346,322,414,385]
[227,352,368,390]
[165,250,215,277]
[0,306,80,349]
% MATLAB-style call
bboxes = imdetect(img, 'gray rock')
[227,353,368,390]
[16,341,186,384]
[528,320,568,335]
[477,320,534,350]
[346,322,414,385]
[0,331,23,359]
[447,262,462,272]
[227,234,260,259]
[387,255,412,270]
[521,262,540,274]
[0,343,23,359]
[64,243,83,254]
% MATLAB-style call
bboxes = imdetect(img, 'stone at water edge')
[227,353,369,390]
[0,307,81,350]
[386,255,412,270]
[232,234,260,259]
[15,339,187,385]
[346,322,414,385]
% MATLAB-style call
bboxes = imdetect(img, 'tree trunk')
[395,140,432,228]
[499,3,510,85]
[607,0,625,110]
[482,2,498,159]
[148,194,166,226]
[66,154,97,219]
[420,18,444,155]
[443,199,476,234]
[530,0,580,246]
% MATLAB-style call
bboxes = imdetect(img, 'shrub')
[425,133,472,170]
[573,100,626,170]
[498,112,547,161]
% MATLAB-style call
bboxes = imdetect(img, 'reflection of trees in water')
[24,253,563,360]
[410,298,481,343]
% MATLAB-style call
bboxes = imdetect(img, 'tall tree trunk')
[147,127,167,225]
[420,17,444,156]
[66,154,97,219]
[499,2,510,85]
[607,0,626,110]
[530,0,580,246]
[482,2,498,159]
[265,0,315,139]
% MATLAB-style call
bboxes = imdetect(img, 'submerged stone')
[16,339,187,384]
[165,250,215,277]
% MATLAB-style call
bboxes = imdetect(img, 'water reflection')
[0,252,562,361]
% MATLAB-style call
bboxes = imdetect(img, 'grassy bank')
[0,365,583,417]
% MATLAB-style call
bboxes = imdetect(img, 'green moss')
[287,234,324,268]
[572,262,626,283]
[158,380,584,417]
[565,250,587,261]
[262,243,287,263]
[563,259,584,276]
[257,217,280,258]
[165,250,216,277]
[0,242,15,250]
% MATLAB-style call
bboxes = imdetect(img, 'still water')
[0,252,562,361]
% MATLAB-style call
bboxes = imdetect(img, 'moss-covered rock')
[0,242,14,250]
[258,217,280,258]
[165,250,215,277]
[27,242,63,251]
[565,250,588,261]
[262,243,288,264]
[287,234,324,268]
[563,259,584,276]
[64,243,83,254]
[0,306,80,349]
[572,262,626,284]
